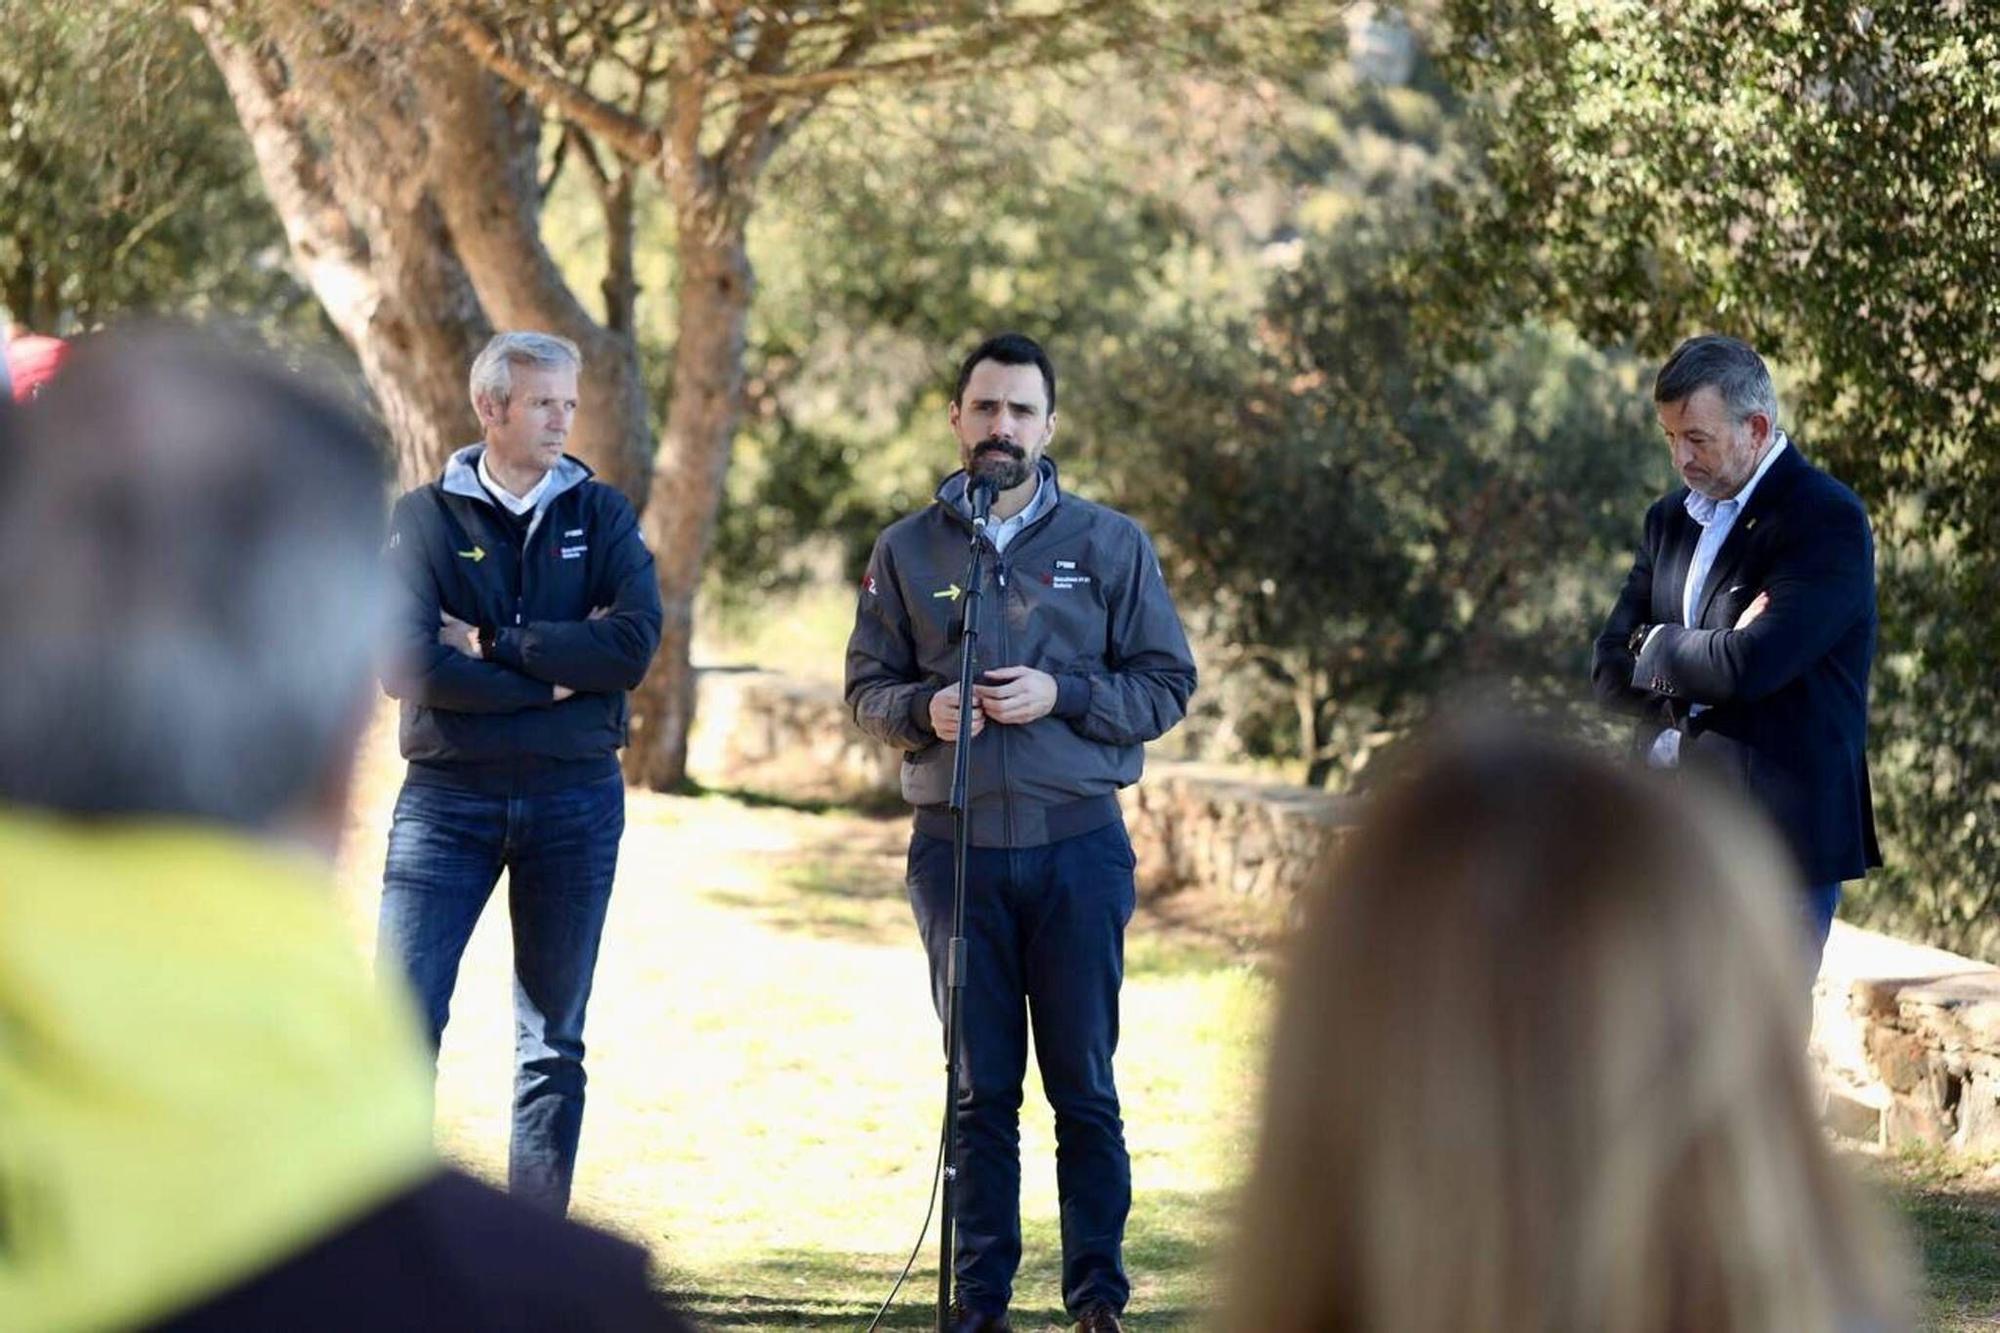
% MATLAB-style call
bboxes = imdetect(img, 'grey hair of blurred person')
[467,331,582,418]
[1652,333,1781,430]
[0,327,389,833]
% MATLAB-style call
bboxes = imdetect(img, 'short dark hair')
[1653,334,1779,429]
[953,332,1056,413]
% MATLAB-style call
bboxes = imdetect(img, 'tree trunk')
[194,13,488,490]
[357,219,496,490]
[625,221,752,789]
[413,47,652,506]
[1300,672,1339,790]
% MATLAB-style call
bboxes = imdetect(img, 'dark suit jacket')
[1591,442,1882,884]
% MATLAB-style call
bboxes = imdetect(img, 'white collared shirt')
[477,449,554,516]
[986,471,1054,554]
[1649,433,1789,768]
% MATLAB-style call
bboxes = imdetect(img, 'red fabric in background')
[8,334,71,401]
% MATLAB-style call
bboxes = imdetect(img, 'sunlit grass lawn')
[334,709,1270,1330]
[333,705,2000,1330]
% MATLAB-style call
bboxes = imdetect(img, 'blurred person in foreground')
[1592,335,1879,964]
[376,331,662,1217]
[0,329,682,1330]
[1225,722,1908,1333]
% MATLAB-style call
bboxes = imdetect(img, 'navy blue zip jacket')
[381,446,663,794]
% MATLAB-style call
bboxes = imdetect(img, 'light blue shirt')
[1649,434,1789,767]
[984,471,1055,555]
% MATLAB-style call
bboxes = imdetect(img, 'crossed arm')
[381,497,664,711]
[1630,511,1869,706]
[1592,494,1870,715]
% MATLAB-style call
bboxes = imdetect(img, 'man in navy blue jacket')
[379,331,662,1215]
[1592,334,1880,961]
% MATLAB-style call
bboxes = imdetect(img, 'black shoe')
[950,1299,1012,1332]
[1074,1303,1123,1333]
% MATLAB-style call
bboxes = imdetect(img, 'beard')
[967,437,1032,492]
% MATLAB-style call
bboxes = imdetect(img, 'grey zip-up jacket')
[845,460,1196,847]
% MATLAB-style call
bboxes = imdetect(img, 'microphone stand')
[937,477,994,1331]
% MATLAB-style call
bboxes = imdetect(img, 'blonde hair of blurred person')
[1224,724,1907,1333]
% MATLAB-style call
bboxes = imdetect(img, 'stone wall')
[686,668,1352,907]
[1118,763,1353,906]
[686,668,900,805]
[1813,923,2000,1151]
[686,670,2000,1152]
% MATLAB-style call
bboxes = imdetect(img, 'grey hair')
[468,330,582,416]
[1653,334,1781,431]
[0,327,389,829]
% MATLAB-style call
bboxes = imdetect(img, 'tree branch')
[715,0,1120,98]
[432,1,664,166]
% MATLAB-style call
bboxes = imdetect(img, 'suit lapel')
[1693,444,1807,627]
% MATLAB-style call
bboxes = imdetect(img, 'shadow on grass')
[1849,1147,2000,1329]
[701,851,915,949]
[1904,1187,2000,1327]
[680,779,910,818]
[699,840,1279,979]
[662,1188,1221,1331]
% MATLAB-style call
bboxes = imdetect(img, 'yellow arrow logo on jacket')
[931,583,963,602]
[457,545,486,563]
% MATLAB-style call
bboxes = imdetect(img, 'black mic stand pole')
[937,479,993,1331]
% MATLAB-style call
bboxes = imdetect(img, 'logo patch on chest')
[558,543,588,560]
[1041,559,1092,590]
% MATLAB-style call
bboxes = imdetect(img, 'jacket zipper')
[947,495,1059,847]
[993,552,1016,847]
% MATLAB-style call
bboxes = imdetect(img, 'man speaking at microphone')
[845,333,1197,1333]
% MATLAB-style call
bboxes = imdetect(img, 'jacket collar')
[441,443,593,512]
[934,456,1064,527]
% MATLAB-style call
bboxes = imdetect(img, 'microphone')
[967,474,1000,528]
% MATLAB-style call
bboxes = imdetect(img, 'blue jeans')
[908,821,1137,1319]
[376,773,624,1214]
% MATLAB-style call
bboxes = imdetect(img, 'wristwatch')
[1627,623,1653,656]
[476,623,499,659]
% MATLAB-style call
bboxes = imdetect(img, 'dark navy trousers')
[907,820,1137,1319]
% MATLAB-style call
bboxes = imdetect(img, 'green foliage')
[700,37,1668,785]
[0,4,305,331]
[707,64,1253,607]
[1435,0,2000,955]
[1096,217,1661,783]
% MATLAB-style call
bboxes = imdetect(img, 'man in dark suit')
[1593,334,1879,960]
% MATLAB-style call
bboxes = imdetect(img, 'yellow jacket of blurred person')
[0,810,436,1331]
